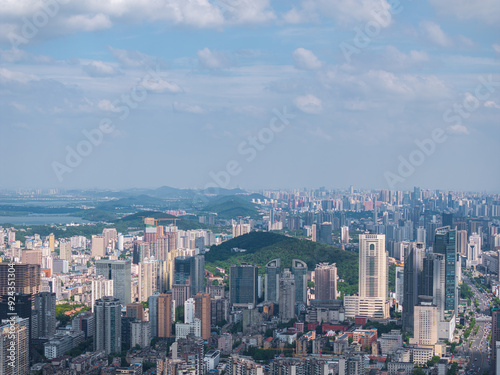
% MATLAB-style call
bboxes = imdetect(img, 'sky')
[0,0,499,192]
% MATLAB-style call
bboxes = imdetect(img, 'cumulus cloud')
[140,76,182,93]
[82,60,120,77]
[197,47,231,69]
[108,47,156,68]
[484,101,500,109]
[0,67,38,84]
[173,101,204,113]
[220,0,276,24]
[292,48,322,70]
[447,124,469,134]
[420,21,453,47]
[294,94,322,114]
[283,0,394,27]
[97,99,118,112]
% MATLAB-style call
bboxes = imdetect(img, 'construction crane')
[154,218,180,229]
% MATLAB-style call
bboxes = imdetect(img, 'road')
[462,275,492,375]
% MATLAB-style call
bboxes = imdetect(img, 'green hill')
[202,196,260,219]
[205,232,359,294]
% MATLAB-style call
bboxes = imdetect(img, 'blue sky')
[0,0,499,192]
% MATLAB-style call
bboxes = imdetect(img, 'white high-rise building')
[467,233,481,268]
[341,226,350,244]
[91,277,114,312]
[138,258,160,302]
[344,233,389,319]
[410,297,438,347]
[416,226,426,245]
[59,240,72,262]
[184,298,195,324]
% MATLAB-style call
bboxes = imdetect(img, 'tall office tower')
[416,226,426,245]
[184,298,195,324]
[311,224,317,242]
[0,318,29,375]
[148,293,159,337]
[192,255,206,295]
[315,263,337,301]
[94,297,121,355]
[132,240,150,265]
[33,292,56,339]
[91,276,114,311]
[265,259,281,303]
[59,240,72,262]
[117,233,124,251]
[402,242,425,333]
[291,259,307,304]
[318,222,333,245]
[422,253,446,320]
[344,234,389,319]
[194,293,211,340]
[395,266,404,306]
[434,226,458,313]
[467,233,482,268]
[410,296,438,346]
[174,255,204,296]
[456,230,468,256]
[126,303,144,321]
[102,228,118,252]
[341,226,350,243]
[172,283,191,308]
[230,264,258,306]
[91,235,106,257]
[279,269,296,322]
[138,258,160,302]
[95,259,132,306]
[492,309,500,371]
[0,263,41,295]
[49,233,55,253]
[442,213,453,228]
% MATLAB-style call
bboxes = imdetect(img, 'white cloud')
[108,47,156,68]
[384,46,429,69]
[140,76,182,93]
[61,13,112,32]
[284,0,394,27]
[493,44,500,54]
[419,21,453,47]
[197,47,231,69]
[173,101,204,113]
[82,60,119,77]
[220,0,276,24]
[428,0,500,24]
[0,67,38,83]
[294,94,322,114]
[97,99,118,112]
[292,48,322,70]
[447,124,469,134]
[485,101,500,109]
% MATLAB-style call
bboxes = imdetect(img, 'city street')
[462,275,492,375]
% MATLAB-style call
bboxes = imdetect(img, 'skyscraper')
[492,309,500,371]
[230,264,258,306]
[315,263,337,301]
[59,240,72,262]
[148,293,160,338]
[34,292,56,339]
[174,255,206,297]
[344,233,389,319]
[410,296,438,347]
[279,269,296,322]
[126,303,144,321]
[138,258,161,302]
[402,242,425,333]
[91,235,106,257]
[94,297,122,355]
[95,260,131,306]
[157,293,173,338]
[434,226,458,313]
[456,230,467,256]
[264,259,281,303]
[194,292,211,340]
[291,259,307,304]
[0,263,41,295]
[0,317,29,375]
